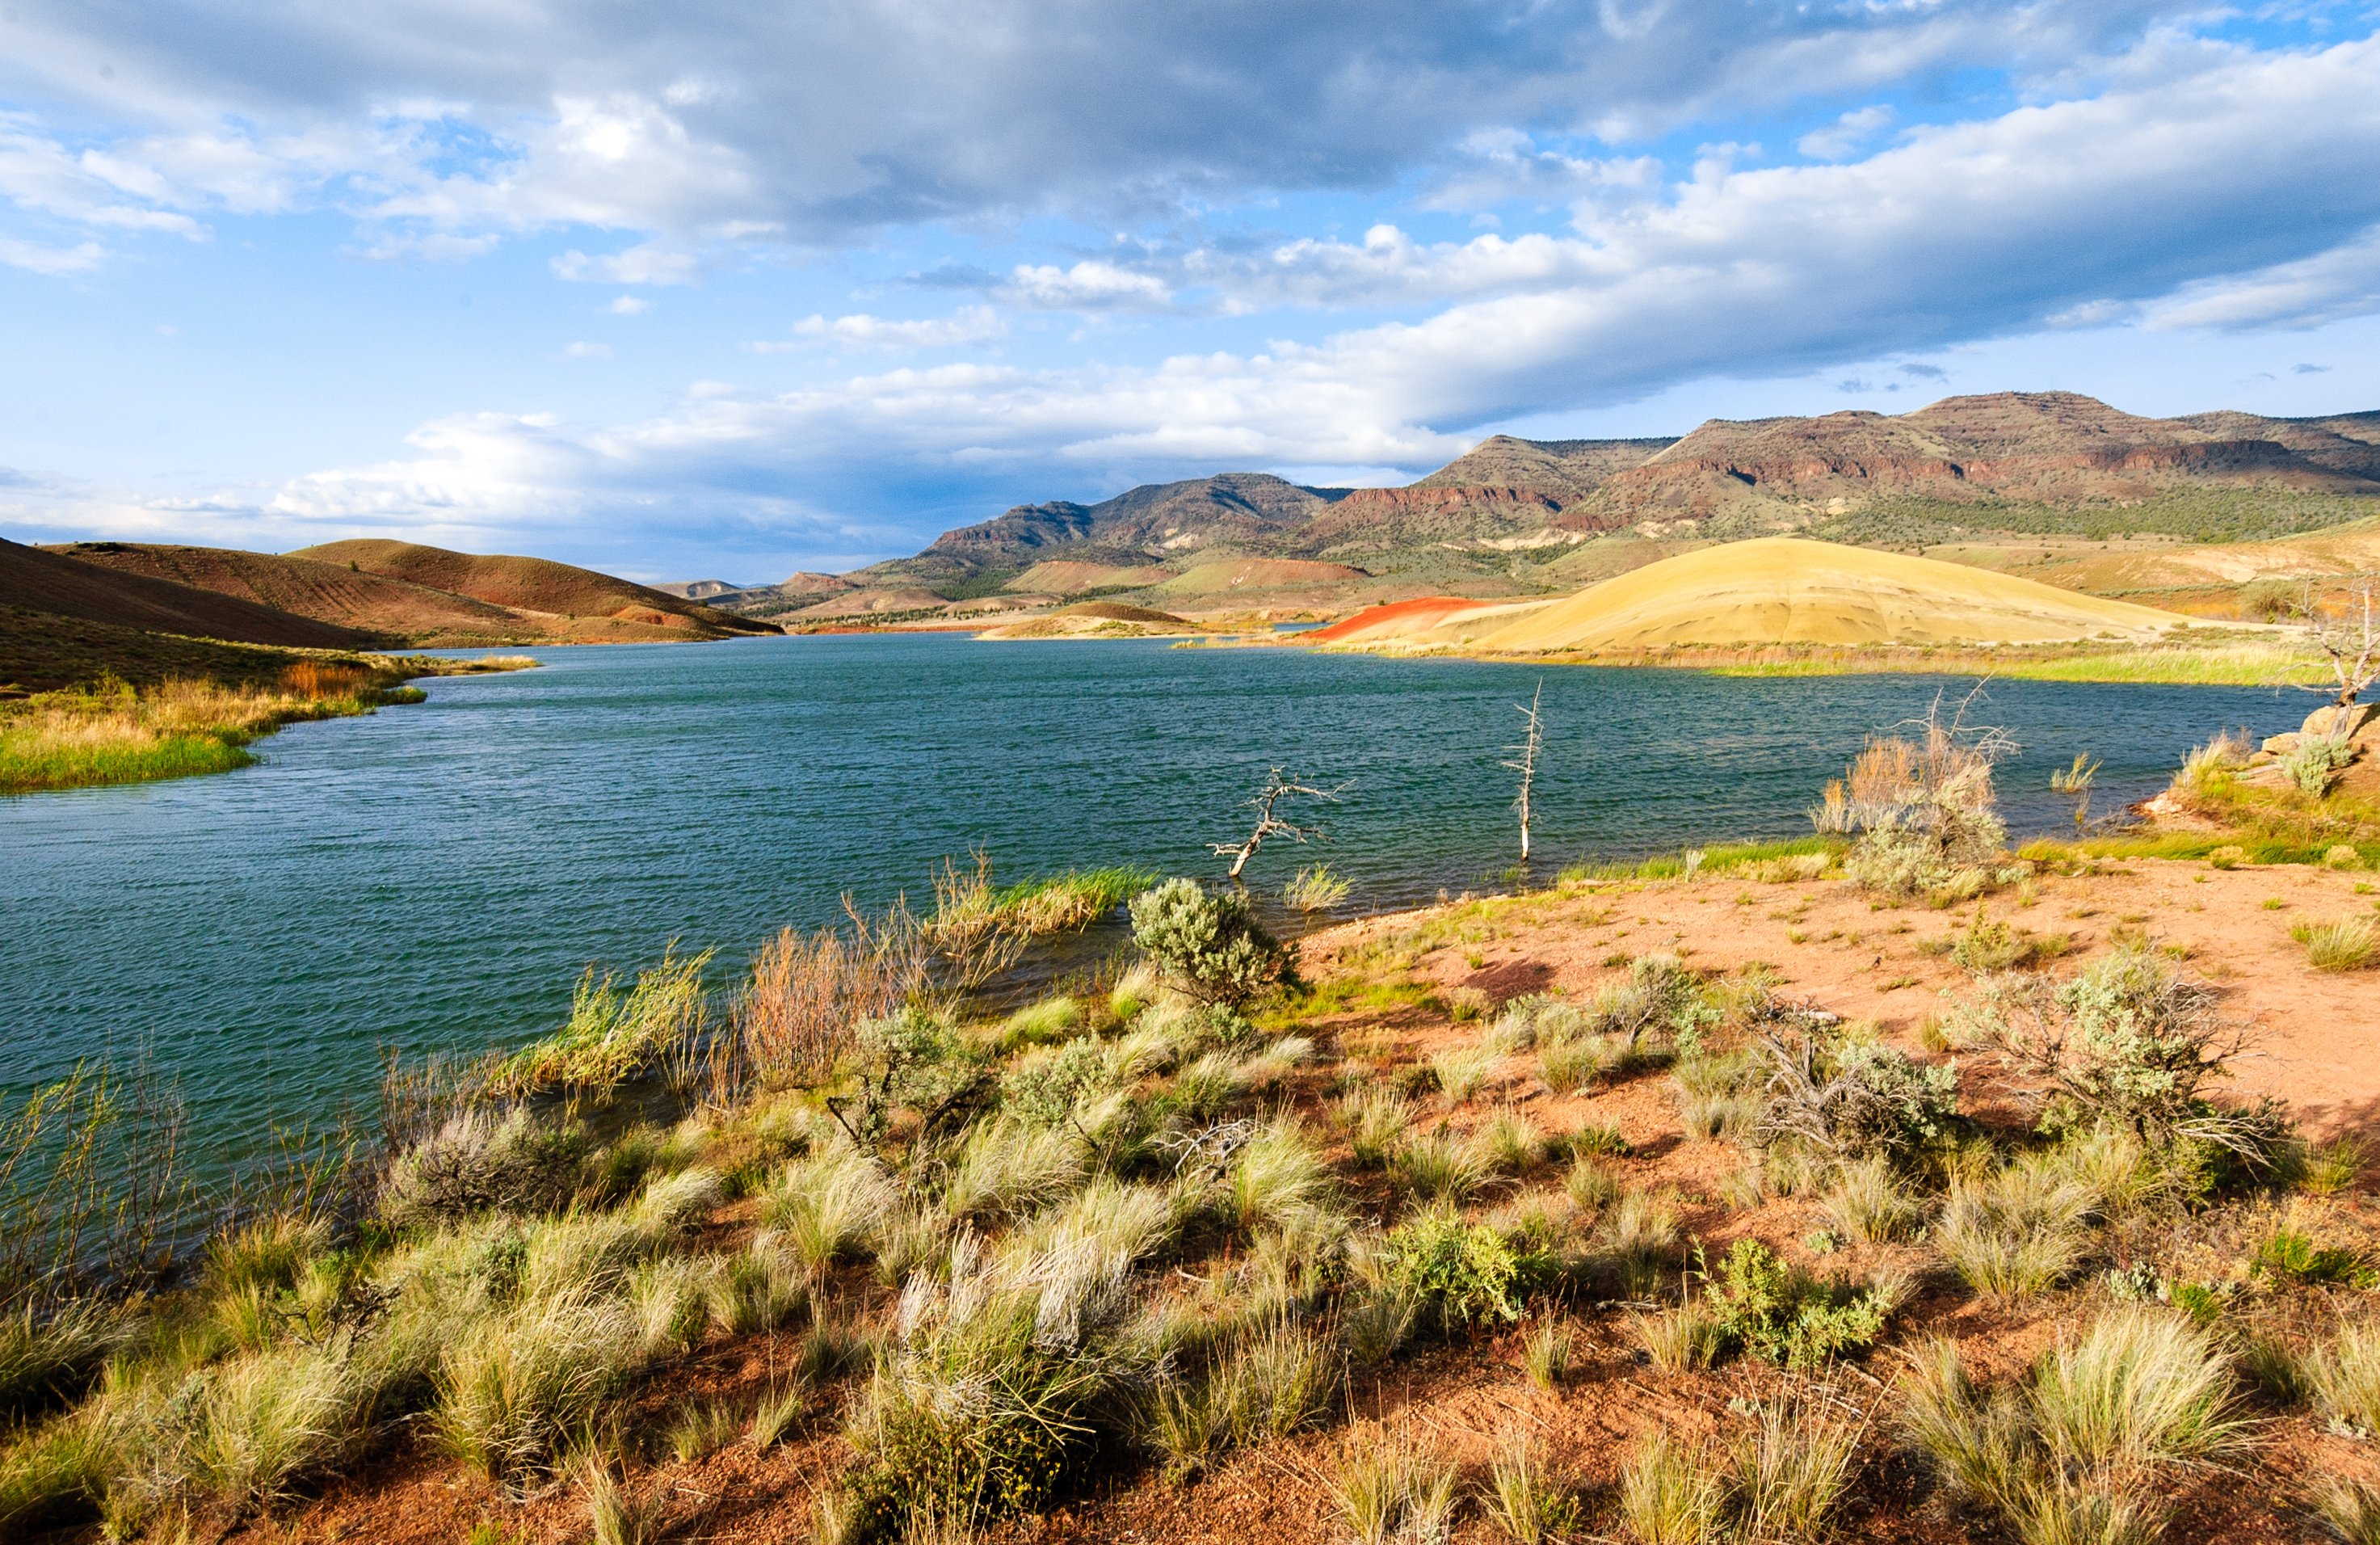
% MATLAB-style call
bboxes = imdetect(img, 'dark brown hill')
[1,537,379,650]
[292,539,776,638]
[1412,434,1676,499]
[51,542,521,641]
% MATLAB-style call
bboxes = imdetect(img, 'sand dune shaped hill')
[1473,537,2194,653]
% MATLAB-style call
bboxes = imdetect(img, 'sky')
[3,2,2380,582]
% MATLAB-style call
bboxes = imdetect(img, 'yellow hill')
[1474,537,2195,653]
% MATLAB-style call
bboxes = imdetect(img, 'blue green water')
[0,633,2301,1163]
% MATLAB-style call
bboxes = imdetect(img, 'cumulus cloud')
[232,31,2380,548]
[997,262,1171,311]
[1797,105,1894,161]
[769,305,1008,349]
[0,0,2194,261]
[2143,222,2380,332]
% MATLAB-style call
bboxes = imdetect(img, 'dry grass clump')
[1330,1430,1458,1545]
[2291,916,2378,970]
[1394,1133,1490,1207]
[1520,1317,1571,1390]
[1618,1402,1859,1545]
[763,1147,898,1269]
[1821,1156,1926,1244]
[1900,1309,2247,1543]
[432,1296,644,1482]
[2305,1321,2380,1433]
[1632,1302,1725,1372]
[1339,1088,1411,1169]
[1482,1431,1579,1543]
[1933,1153,2097,1301]
[1431,1044,1495,1101]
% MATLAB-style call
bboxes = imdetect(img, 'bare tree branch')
[2296,573,2380,714]
[1210,766,1348,880]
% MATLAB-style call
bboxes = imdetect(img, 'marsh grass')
[0,666,431,795]
[491,949,715,1097]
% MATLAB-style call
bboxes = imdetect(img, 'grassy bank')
[0,655,535,795]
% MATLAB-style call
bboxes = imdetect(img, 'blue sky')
[3,1,2380,581]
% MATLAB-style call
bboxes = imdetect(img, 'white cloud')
[1797,105,1894,161]
[562,341,612,360]
[2145,223,2380,331]
[0,233,103,273]
[552,240,703,285]
[997,261,1171,310]
[607,295,650,315]
[219,32,2380,541]
[773,305,1007,349]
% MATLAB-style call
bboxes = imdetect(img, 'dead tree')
[1211,767,1343,880]
[1502,680,1545,861]
[2298,575,2380,722]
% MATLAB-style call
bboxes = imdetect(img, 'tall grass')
[490,948,715,1096]
[0,667,427,794]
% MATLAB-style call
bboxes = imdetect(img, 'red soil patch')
[1307,596,1482,642]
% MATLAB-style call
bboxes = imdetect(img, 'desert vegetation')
[5,825,2374,1545]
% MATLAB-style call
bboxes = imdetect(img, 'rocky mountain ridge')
[696,392,2380,621]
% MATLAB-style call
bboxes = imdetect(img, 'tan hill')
[1473,537,2196,652]
[1306,593,1553,648]
[2,537,379,650]
[975,600,1197,638]
[1141,558,1369,606]
[293,539,775,638]
[785,586,953,620]
[1003,559,1172,594]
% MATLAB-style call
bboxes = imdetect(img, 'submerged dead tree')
[1211,767,1344,880]
[1503,680,1545,862]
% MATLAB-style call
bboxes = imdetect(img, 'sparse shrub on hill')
[1949,946,2285,1171]
[1752,1021,1958,1161]
[1128,879,1293,1008]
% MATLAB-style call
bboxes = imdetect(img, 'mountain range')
[686,391,2380,621]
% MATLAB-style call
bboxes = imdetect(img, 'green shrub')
[1700,1238,1888,1371]
[1383,1207,1536,1326]
[835,1007,994,1151]
[1129,880,1293,1008]
[2284,735,2355,795]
